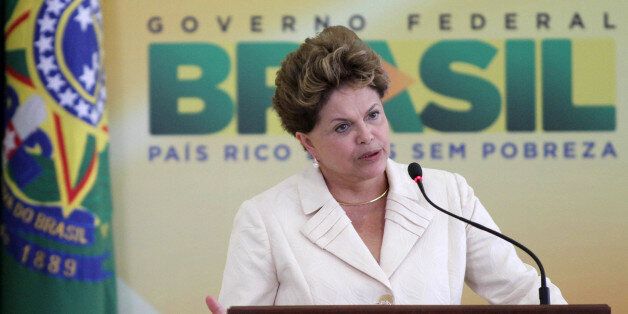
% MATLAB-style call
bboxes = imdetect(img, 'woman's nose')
[357,123,374,144]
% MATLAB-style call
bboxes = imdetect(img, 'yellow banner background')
[103,1,628,313]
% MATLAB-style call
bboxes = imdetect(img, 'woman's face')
[296,85,390,186]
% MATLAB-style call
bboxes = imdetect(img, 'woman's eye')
[368,110,380,120]
[335,123,350,133]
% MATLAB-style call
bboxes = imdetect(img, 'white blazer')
[218,159,566,307]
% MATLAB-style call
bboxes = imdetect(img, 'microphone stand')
[408,163,550,305]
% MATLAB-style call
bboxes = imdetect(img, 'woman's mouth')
[359,149,382,161]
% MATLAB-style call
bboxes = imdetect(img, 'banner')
[2,0,117,312]
[103,1,627,313]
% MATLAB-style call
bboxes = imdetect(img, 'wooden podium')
[228,304,610,314]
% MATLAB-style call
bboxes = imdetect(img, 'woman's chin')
[355,158,387,180]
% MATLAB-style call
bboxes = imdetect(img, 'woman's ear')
[295,132,316,158]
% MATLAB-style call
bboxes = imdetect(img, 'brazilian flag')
[2,0,117,312]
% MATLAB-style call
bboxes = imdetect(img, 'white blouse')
[218,159,566,307]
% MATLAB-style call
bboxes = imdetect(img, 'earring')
[307,151,319,167]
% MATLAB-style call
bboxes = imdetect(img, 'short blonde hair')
[272,26,389,135]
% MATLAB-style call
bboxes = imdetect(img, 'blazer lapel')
[297,165,391,289]
[379,159,435,279]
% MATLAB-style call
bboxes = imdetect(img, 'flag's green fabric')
[2,0,117,312]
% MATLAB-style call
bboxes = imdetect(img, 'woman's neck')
[320,170,389,206]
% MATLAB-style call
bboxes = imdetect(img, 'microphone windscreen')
[408,162,423,179]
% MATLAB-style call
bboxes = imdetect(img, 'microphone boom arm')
[408,163,550,305]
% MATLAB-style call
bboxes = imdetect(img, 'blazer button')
[377,294,394,305]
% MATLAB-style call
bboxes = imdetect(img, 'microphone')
[407,162,550,305]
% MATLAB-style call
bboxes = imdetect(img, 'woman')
[206,26,565,313]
